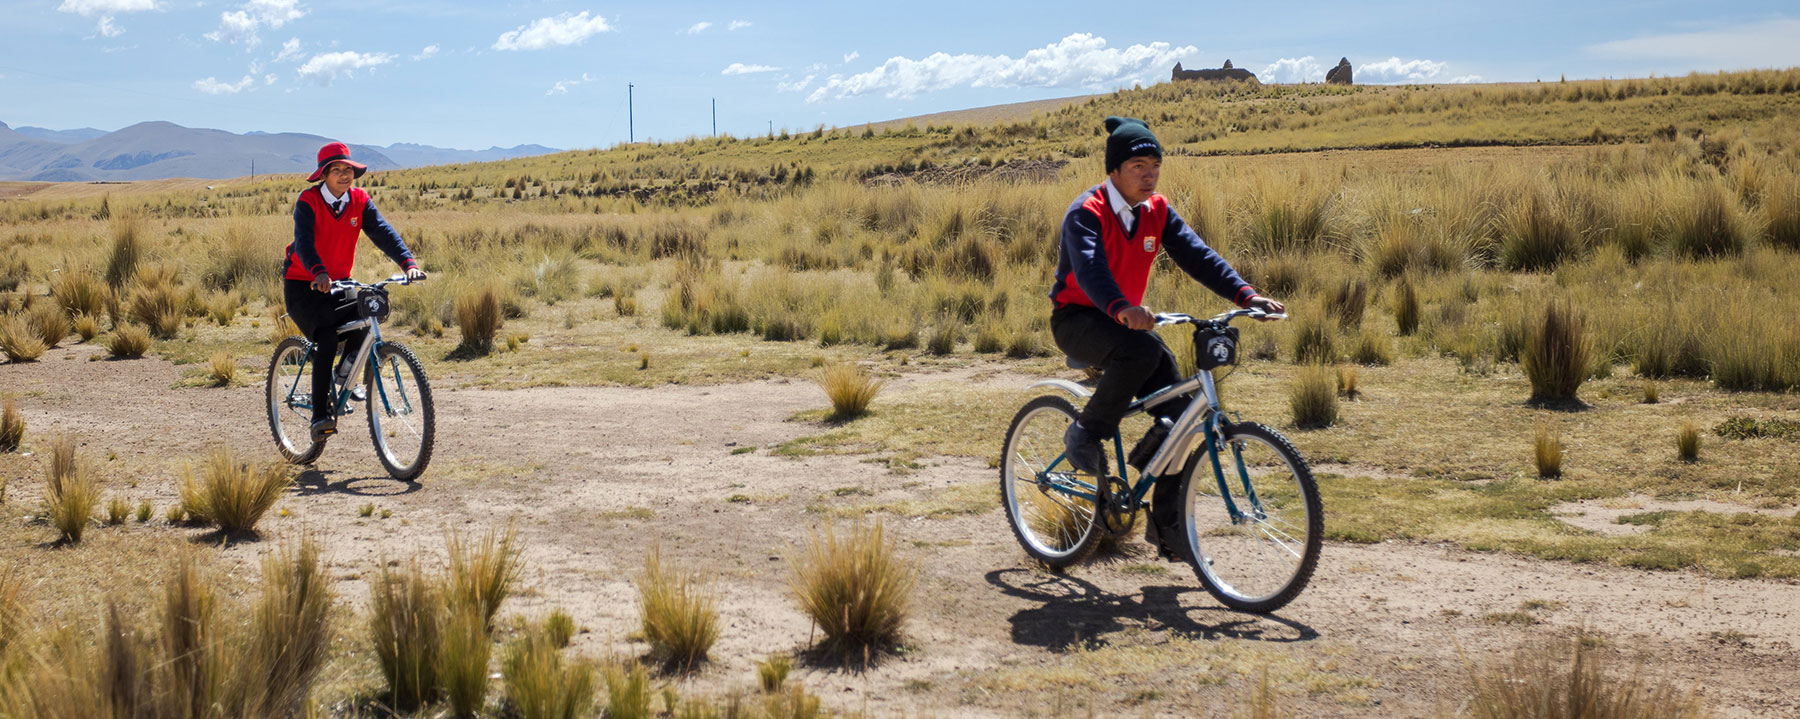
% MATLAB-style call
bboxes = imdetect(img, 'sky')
[3,1,1799,151]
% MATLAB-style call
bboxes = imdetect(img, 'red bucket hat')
[306,141,368,183]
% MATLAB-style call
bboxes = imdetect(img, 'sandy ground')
[3,343,1796,717]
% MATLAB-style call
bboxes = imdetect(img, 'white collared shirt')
[319,185,347,214]
[1103,178,1150,235]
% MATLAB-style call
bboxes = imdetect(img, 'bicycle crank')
[1098,476,1138,537]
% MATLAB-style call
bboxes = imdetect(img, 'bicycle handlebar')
[330,274,423,294]
[1154,308,1286,327]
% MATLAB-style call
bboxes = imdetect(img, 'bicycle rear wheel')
[1177,421,1321,613]
[267,336,325,464]
[366,342,435,481]
[1000,395,1102,569]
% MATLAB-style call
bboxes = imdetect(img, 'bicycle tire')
[1000,395,1103,569]
[365,342,435,481]
[1174,420,1322,613]
[266,336,326,465]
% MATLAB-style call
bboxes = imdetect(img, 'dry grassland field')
[2,72,1800,718]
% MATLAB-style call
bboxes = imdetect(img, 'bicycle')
[999,308,1322,613]
[266,275,436,481]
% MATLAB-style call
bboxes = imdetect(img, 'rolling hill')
[0,120,561,182]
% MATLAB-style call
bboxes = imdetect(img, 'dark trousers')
[283,280,367,422]
[1050,303,1191,526]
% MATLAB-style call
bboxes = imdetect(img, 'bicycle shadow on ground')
[291,468,422,498]
[985,568,1317,652]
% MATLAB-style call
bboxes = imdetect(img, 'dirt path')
[4,345,1795,717]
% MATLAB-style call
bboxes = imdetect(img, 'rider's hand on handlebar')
[1116,305,1156,331]
[405,266,428,282]
[310,272,331,293]
[1247,295,1286,319]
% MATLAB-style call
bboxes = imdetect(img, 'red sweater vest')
[283,186,370,281]
[1051,190,1169,314]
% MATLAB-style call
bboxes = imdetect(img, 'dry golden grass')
[454,285,503,356]
[501,630,598,719]
[817,362,884,420]
[50,270,111,320]
[72,313,99,342]
[0,396,23,452]
[1289,363,1338,429]
[179,446,292,534]
[789,520,915,658]
[440,603,493,719]
[26,303,70,348]
[1534,424,1565,479]
[44,434,99,544]
[1523,302,1590,404]
[0,314,47,362]
[126,281,186,339]
[369,557,444,712]
[107,322,152,358]
[445,523,524,629]
[1466,633,1712,719]
[757,653,794,693]
[637,546,719,670]
[105,495,130,525]
[1677,421,1701,463]
[207,350,237,386]
[543,608,576,649]
[242,536,336,718]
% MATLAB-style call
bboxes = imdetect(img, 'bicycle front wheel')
[1000,395,1102,569]
[365,342,435,481]
[267,336,325,464]
[1177,421,1321,613]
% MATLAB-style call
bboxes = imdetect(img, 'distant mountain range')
[0,121,561,182]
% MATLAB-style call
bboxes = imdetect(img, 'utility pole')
[711,98,716,137]
[768,120,772,137]
[628,83,635,143]
[250,159,254,182]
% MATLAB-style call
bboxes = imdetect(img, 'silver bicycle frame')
[1138,371,1220,477]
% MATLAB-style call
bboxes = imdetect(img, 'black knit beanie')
[1104,116,1161,173]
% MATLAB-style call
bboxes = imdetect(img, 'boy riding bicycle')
[1049,117,1284,559]
[282,142,427,441]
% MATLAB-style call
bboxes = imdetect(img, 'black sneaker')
[1062,421,1108,477]
[310,418,337,442]
[1151,523,1193,564]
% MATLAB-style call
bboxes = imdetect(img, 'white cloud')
[728,20,751,31]
[296,50,394,85]
[1260,56,1325,83]
[807,33,1195,102]
[546,73,595,95]
[777,74,815,92]
[205,0,304,48]
[842,51,859,63]
[192,74,255,94]
[1586,18,1800,71]
[1357,57,1451,83]
[1449,74,1484,84]
[264,73,277,84]
[493,11,613,51]
[274,37,301,62]
[685,21,711,34]
[723,63,779,75]
[413,44,439,61]
[58,0,156,37]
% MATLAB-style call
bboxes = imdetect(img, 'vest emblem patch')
[1144,235,1154,252]
[351,217,360,228]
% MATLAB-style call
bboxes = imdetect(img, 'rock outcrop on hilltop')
[1172,60,1259,84]
[1327,57,1354,85]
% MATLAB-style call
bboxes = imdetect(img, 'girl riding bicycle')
[283,142,427,441]
[1049,117,1284,559]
